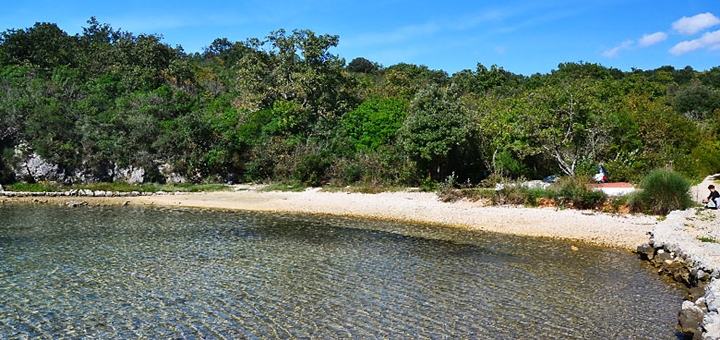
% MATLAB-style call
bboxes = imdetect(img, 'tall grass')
[260,182,307,192]
[553,176,608,210]
[5,182,61,192]
[490,176,608,210]
[629,169,692,215]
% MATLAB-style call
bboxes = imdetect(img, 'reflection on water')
[0,205,683,339]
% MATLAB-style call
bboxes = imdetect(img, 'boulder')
[659,261,693,286]
[115,166,145,184]
[14,151,65,182]
[65,200,88,208]
[688,287,708,302]
[655,250,673,264]
[700,312,720,340]
[679,300,705,333]
[697,270,712,282]
[159,164,186,184]
[636,243,655,259]
[706,279,720,313]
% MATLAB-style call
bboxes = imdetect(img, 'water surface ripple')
[0,205,684,339]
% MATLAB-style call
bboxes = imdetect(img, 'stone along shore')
[638,208,720,339]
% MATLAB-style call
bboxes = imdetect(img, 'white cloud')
[345,22,442,47]
[495,45,506,55]
[602,40,633,58]
[672,12,720,35]
[346,3,580,49]
[638,32,668,47]
[452,9,516,30]
[670,29,720,55]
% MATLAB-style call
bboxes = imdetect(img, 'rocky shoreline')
[0,188,180,198]
[638,208,720,339]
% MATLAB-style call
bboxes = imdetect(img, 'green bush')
[328,148,413,188]
[445,176,612,210]
[436,172,458,200]
[261,181,306,192]
[551,176,607,210]
[524,187,549,207]
[629,169,692,215]
[6,182,61,192]
[492,179,531,205]
[686,141,720,179]
[420,175,437,192]
[480,172,505,188]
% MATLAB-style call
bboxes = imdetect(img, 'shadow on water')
[0,205,686,339]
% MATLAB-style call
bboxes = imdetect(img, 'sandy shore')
[1,187,660,250]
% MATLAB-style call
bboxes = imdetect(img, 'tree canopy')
[0,19,718,186]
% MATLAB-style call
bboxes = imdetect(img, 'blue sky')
[2,0,719,76]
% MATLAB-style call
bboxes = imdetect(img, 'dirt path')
[690,173,720,204]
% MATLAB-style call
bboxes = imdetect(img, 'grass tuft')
[260,182,307,192]
[628,169,692,215]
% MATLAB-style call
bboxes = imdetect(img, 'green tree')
[347,57,379,74]
[521,78,613,177]
[374,63,448,100]
[233,29,355,133]
[400,84,469,180]
[470,94,538,178]
[452,63,524,96]
[0,65,36,144]
[0,22,78,72]
[672,80,720,120]
[341,97,407,151]
[621,92,700,176]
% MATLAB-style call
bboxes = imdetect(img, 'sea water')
[0,205,684,339]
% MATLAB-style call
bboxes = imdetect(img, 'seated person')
[702,185,720,209]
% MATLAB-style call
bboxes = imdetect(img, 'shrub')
[261,181,306,192]
[328,148,412,188]
[551,176,607,210]
[421,175,437,192]
[441,176,611,210]
[629,169,692,215]
[524,187,549,207]
[492,179,530,205]
[6,181,61,192]
[436,172,458,201]
[480,172,505,188]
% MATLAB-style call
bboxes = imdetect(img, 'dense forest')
[0,18,719,188]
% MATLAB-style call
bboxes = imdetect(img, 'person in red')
[702,185,719,209]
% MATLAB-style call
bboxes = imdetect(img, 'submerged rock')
[688,287,708,302]
[659,261,693,286]
[65,200,88,208]
[636,243,655,259]
[679,300,705,334]
[655,250,673,264]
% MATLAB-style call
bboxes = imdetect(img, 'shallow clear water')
[0,205,684,339]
